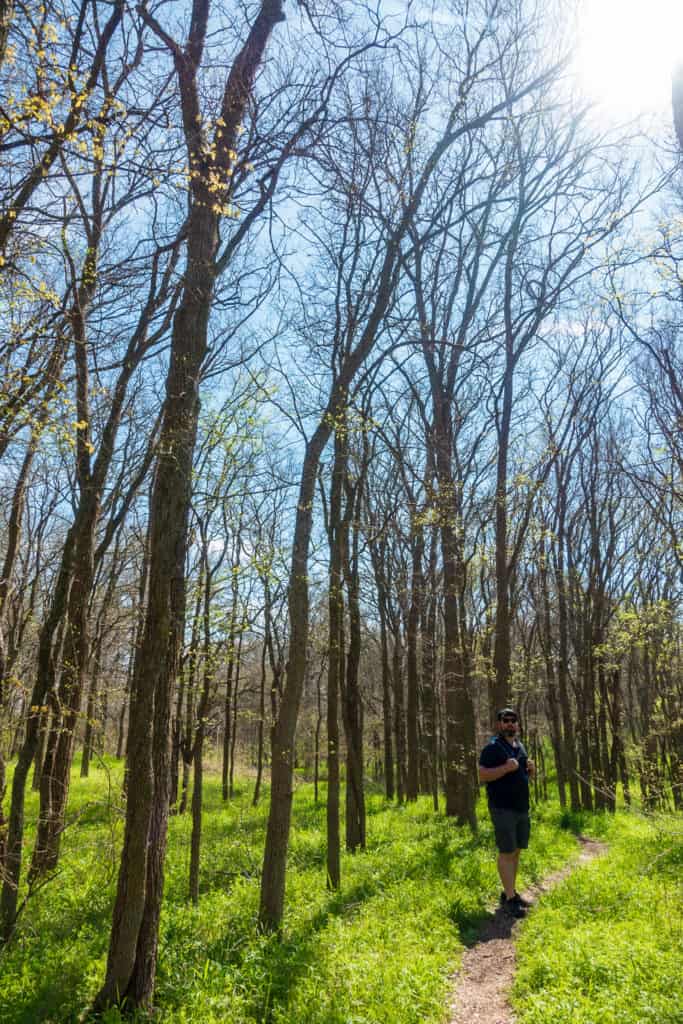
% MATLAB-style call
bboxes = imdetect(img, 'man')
[478,707,535,918]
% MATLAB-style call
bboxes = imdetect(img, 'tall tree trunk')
[313,657,323,805]
[96,163,223,1019]
[229,630,243,798]
[539,535,566,808]
[0,525,75,940]
[259,424,330,930]
[554,473,580,812]
[431,399,477,828]
[341,467,365,851]
[188,727,204,904]
[179,571,204,816]
[222,660,234,802]
[29,185,169,877]
[441,518,477,827]
[492,343,513,717]
[0,434,39,871]
[81,551,120,777]
[222,535,241,801]
[96,5,286,1000]
[421,528,439,810]
[81,631,104,779]
[370,544,394,800]
[121,530,151,772]
[256,25,497,923]
[189,549,214,903]
[391,626,406,803]
[0,0,15,70]
[326,430,344,887]
[252,620,268,807]
[405,526,424,801]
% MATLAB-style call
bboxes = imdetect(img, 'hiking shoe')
[500,890,532,908]
[502,897,526,919]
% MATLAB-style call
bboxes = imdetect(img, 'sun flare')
[575,0,683,117]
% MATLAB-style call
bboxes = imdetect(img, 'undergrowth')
[6,760,679,1024]
[0,758,575,1024]
[513,809,683,1024]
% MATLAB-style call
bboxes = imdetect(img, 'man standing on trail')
[478,708,535,918]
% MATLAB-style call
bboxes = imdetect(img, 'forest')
[0,1,681,1022]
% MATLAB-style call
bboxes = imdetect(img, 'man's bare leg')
[512,848,520,888]
[498,850,519,899]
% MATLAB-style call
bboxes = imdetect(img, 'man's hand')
[527,758,536,778]
[505,758,519,773]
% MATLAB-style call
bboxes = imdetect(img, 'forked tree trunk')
[94,7,286,1003]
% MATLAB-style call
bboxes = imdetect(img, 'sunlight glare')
[576,0,683,117]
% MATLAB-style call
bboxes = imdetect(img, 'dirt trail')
[447,836,606,1024]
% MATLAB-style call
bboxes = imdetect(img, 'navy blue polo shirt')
[479,734,530,812]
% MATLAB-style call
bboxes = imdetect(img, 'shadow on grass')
[3,772,499,1024]
[457,903,518,948]
[2,966,91,1024]
[557,807,615,838]
[0,913,111,1024]
[195,825,493,1022]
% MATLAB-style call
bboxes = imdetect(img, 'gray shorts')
[489,807,530,853]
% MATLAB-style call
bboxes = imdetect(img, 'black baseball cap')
[496,707,518,720]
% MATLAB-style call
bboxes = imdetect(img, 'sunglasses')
[501,716,518,723]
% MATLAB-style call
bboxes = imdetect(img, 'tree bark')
[326,429,344,886]
[370,541,394,800]
[259,423,329,929]
[341,458,365,850]
[391,624,407,803]
[405,525,423,801]
[94,2,286,999]
[421,527,439,810]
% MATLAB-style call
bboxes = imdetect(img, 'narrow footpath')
[447,837,606,1024]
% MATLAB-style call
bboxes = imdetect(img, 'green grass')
[6,761,678,1024]
[513,809,683,1024]
[0,758,579,1024]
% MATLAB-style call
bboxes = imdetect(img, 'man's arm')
[478,759,519,783]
